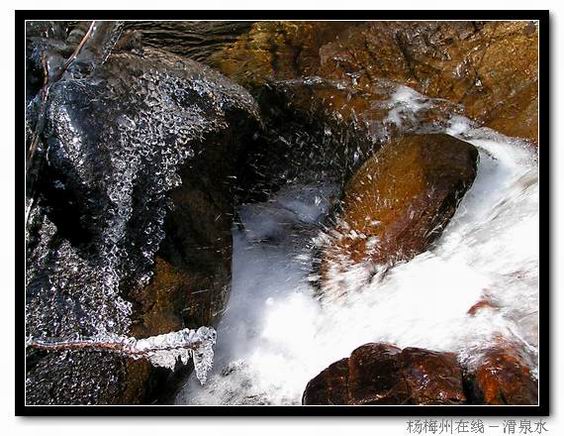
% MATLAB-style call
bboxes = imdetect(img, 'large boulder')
[303,343,466,405]
[210,21,538,144]
[318,134,478,299]
[25,36,260,404]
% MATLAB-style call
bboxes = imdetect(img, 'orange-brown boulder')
[302,343,466,405]
[318,134,478,298]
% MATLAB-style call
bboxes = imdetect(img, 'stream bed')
[177,117,539,405]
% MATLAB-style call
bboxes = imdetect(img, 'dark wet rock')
[400,348,467,405]
[26,26,73,100]
[347,343,408,404]
[303,343,466,405]
[236,75,467,207]
[302,357,352,405]
[25,42,260,404]
[212,21,538,144]
[463,344,538,405]
[121,21,254,62]
[25,21,124,102]
[318,134,478,299]
[235,80,381,198]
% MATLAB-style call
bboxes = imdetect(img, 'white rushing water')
[177,93,539,406]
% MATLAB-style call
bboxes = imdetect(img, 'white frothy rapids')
[176,104,539,407]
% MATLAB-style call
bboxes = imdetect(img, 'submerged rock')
[302,343,466,405]
[318,134,478,299]
[25,40,260,404]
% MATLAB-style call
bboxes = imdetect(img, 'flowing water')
[177,94,539,406]
[25,23,540,407]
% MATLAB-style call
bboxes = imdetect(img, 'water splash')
[177,92,538,405]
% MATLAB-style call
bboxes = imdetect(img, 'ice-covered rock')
[26,25,260,404]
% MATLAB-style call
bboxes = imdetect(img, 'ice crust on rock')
[25,38,258,403]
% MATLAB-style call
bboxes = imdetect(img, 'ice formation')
[25,23,259,403]
[28,326,217,385]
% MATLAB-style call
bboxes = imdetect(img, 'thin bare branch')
[28,336,204,356]
[26,327,217,384]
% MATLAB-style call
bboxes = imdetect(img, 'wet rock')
[121,21,254,62]
[212,21,538,143]
[25,42,260,404]
[318,134,478,299]
[347,343,408,404]
[237,80,382,197]
[400,348,467,405]
[25,22,125,103]
[210,21,352,90]
[26,23,73,100]
[463,344,538,405]
[317,21,539,144]
[238,76,466,205]
[301,357,351,405]
[303,343,466,405]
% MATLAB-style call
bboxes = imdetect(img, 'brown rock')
[303,343,466,405]
[301,358,351,405]
[210,21,352,89]
[212,21,538,143]
[347,343,408,404]
[318,21,538,142]
[463,345,538,405]
[400,348,466,405]
[318,134,478,298]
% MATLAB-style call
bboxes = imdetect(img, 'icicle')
[27,326,217,384]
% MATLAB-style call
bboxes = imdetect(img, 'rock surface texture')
[26,29,260,404]
[302,342,538,405]
[463,344,539,405]
[302,343,466,405]
[211,21,539,144]
[318,134,478,299]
